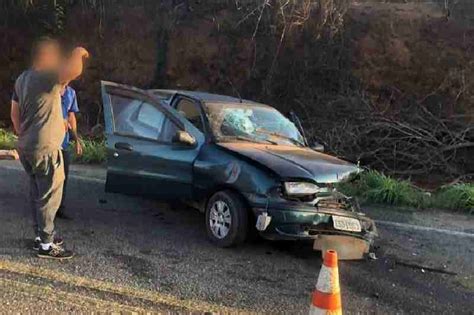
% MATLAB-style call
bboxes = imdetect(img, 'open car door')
[101,81,205,199]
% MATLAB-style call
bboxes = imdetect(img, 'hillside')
[0,0,472,182]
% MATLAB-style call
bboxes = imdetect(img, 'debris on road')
[313,235,370,260]
[395,260,457,276]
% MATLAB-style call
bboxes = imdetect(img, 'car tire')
[205,190,248,247]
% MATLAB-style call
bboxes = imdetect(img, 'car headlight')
[284,182,321,196]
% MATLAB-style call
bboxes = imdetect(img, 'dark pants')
[58,149,70,212]
[19,149,65,243]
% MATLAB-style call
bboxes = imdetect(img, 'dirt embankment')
[343,2,473,181]
[349,2,474,117]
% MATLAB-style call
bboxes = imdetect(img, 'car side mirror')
[173,130,196,146]
[310,142,324,152]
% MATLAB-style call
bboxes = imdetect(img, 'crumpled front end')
[248,190,377,259]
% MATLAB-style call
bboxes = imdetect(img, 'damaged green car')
[101,82,377,254]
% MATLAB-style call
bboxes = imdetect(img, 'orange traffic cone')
[310,250,342,315]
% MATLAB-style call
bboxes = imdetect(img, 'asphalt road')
[0,161,473,314]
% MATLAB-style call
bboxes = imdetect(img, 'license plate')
[332,215,361,232]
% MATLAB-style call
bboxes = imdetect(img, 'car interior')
[112,95,178,142]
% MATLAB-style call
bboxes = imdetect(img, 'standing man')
[56,83,82,220]
[10,37,89,259]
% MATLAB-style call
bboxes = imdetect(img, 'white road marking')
[376,220,474,238]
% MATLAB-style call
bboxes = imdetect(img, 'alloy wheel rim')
[209,200,232,239]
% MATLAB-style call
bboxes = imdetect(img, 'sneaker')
[37,244,74,260]
[33,236,64,251]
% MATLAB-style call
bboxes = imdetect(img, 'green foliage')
[432,184,474,214]
[338,170,473,213]
[0,128,106,164]
[0,129,17,150]
[364,171,429,207]
[338,170,428,208]
[72,138,106,164]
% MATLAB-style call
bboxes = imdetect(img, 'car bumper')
[251,205,377,244]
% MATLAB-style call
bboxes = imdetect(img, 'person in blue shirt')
[56,83,83,219]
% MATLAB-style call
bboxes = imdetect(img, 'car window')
[176,98,204,132]
[110,94,165,140]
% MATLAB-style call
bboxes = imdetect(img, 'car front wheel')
[205,190,248,247]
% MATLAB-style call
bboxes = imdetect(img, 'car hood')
[217,143,359,183]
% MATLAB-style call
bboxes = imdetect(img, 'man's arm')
[59,47,90,84]
[68,112,79,140]
[68,112,82,156]
[10,100,20,135]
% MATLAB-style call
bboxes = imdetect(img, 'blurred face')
[33,42,62,70]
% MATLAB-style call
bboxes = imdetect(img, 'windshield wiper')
[255,129,305,147]
[222,135,277,145]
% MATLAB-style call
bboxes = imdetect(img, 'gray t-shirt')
[14,70,65,157]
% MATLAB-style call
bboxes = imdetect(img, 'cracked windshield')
[207,103,304,146]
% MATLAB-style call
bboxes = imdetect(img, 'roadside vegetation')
[431,184,474,213]
[0,128,16,150]
[72,138,106,164]
[338,170,474,213]
[0,128,106,164]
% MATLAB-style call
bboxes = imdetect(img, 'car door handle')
[115,142,133,151]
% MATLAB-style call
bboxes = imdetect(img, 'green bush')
[0,128,106,164]
[338,170,473,213]
[432,184,474,214]
[364,171,429,208]
[72,138,106,164]
[338,170,428,208]
[0,129,16,150]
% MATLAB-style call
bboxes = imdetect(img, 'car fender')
[192,144,279,209]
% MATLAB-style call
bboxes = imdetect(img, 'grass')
[72,138,106,164]
[338,170,474,213]
[0,128,106,164]
[432,184,474,214]
[338,170,429,208]
[0,128,17,150]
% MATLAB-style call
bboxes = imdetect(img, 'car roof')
[150,89,262,106]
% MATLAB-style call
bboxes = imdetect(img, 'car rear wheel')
[205,191,248,247]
